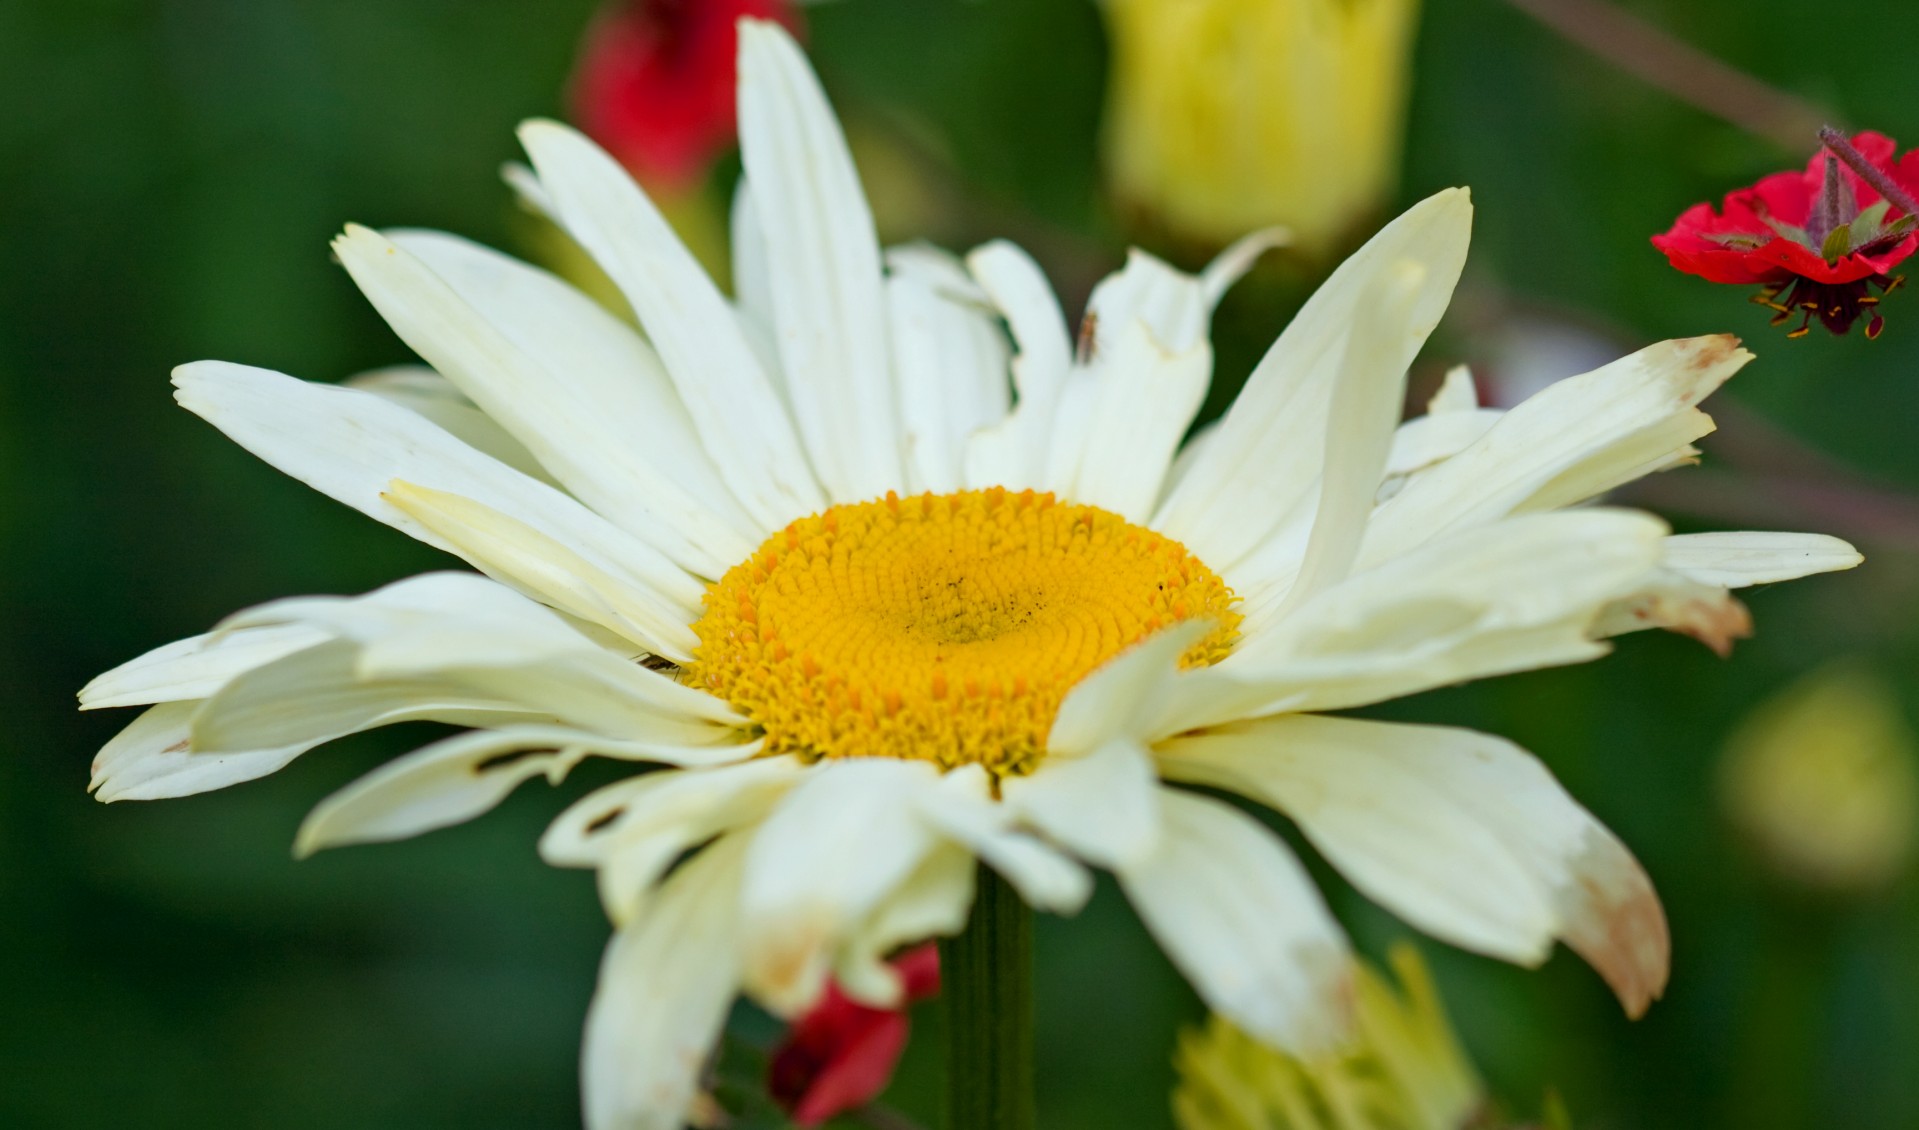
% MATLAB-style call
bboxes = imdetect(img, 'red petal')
[767,945,942,1123]
[897,943,942,1001]
[1747,169,1815,227]
[777,1012,911,1126]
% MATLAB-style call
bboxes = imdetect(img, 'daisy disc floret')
[83,19,1862,1130]
[691,488,1239,774]
[1654,129,1919,338]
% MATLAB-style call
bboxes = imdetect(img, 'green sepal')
[1823,223,1854,261]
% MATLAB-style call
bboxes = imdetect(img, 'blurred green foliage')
[3,1,1918,1127]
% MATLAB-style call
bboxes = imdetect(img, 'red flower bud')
[767,944,940,1126]
[569,0,801,193]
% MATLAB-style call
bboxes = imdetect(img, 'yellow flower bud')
[1172,944,1482,1130]
[1100,0,1421,257]
[1720,664,1919,892]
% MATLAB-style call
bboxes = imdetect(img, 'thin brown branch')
[1498,0,1830,151]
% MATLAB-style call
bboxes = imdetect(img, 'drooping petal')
[90,700,318,803]
[736,19,902,503]
[1156,714,1669,1017]
[583,833,748,1130]
[832,845,973,1008]
[912,767,1095,915]
[517,119,823,530]
[1593,569,1753,656]
[740,760,944,1015]
[1119,789,1353,1055]
[1152,189,1472,572]
[1001,737,1161,869]
[294,724,763,858]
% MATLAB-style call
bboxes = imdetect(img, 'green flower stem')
[940,866,1035,1130]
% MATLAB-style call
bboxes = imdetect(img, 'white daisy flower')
[82,20,1859,1130]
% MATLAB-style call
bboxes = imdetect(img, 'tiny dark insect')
[1075,310,1100,365]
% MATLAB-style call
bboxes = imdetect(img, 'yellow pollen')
[687,488,1240,776]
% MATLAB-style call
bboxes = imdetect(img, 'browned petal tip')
[1564,838,1672,1019]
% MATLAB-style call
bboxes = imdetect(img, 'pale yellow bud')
[1720,664,1919,892]
[1172,944,1482,1130]
[1100,0,1421,257]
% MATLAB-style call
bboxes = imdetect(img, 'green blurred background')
[4,0,1917,1126]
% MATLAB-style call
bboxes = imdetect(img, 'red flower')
[1653,130,1919,338]
[569,0,801,193]
[767,944,940,1126]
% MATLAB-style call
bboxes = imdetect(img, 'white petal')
[172,361,705,632]
[835,844,975,1007]
[1050,620,1213,755]
[1359,335,1749,566]
[1199,228,1289,308]
[739,759,943,1015]
[914,767,1095,914]
[344,366,555,483]
[295,725,763,858]
[542,758,806,925]
[517,119,823,530]
[886,246,1012,494]
[1001,737,1161,869]
[1659,531,1862,587]
[220,571,735,728]
[1119,789,1352,1054]
[79,623,326,710]
[731,177,777,340]
[1056,323,1211,522]
[189,639,542,755]
[962,240,1073,489]
[1152,189,1473,572]
[1272,257,1439,615]
[90,700,316,802]
[1377,407,1504,491]
[1426,364,1480,414]
[1592,568,1753,656]
[1157,714,1669,1017]
[736,19,901,503]
[583,833,747,1130]
[1036,244,1253,513]
[341,226,758,573]
[1169,510,1667,733]
[383,481,700,661]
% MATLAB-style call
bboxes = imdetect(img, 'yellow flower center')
[688,488,1240,776]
